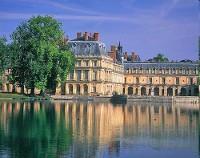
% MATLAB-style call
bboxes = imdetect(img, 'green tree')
[152,53,169,62]
[47,41,75,94]
[0,37,9,84]
[10,16,74,95]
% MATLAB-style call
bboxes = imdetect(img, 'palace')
[60,32,198,96]
[0,32,199,96]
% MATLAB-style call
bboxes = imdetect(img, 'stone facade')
[58,32,124,96]
[123,62,199,96]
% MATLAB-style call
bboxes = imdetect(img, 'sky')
[0,0,199,61]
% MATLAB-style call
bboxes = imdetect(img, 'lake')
[0,100,199,158]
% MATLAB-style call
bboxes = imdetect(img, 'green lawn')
[0,92,50,100]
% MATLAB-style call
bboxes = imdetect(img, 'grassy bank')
[0,92,51,100]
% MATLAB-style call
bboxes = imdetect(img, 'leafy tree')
[10,16,74,95]
[152,53,169,62]
[47,41,75,94]
[0,37,9,84]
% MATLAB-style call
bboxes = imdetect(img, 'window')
[85,61,89,66]
[93,71,97,80]
[93,86,96,93]
[77,70,81,81]
[85,70,89,80]
[70,72,74,80]
[77,61,81,66]
[162,78,165,84]
[94,61,97,67]
[189,78,193,84]
[136,77,139,84]
[172,69,176,74]
[149,77,152,84]
[176,77,179,84]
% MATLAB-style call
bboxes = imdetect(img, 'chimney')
[93,32,99,41]
[111,45,116,52]
[77,32,82,39]
[84,32,88,41]
[124,52,128,60]
[64,36,69,44]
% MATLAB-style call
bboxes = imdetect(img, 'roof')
[68,41,107,57]
[123,62,198,69]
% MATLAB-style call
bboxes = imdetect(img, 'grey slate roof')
[68,41,107,56]
[123,62,198,69]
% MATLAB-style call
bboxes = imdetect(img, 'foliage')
[0,37,9,84]
[148,53,169,62]
[10,16,74,94]
[47,42,75,94]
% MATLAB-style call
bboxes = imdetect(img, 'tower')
[116,41,123,63]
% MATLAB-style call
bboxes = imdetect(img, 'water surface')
[0,101,199,158]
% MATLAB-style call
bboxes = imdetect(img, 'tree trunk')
[40,89,45,96]
[30,87,34,96]
[12,85,15,93]
[21,86,24,94]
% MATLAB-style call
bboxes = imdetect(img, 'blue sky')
[0,0,198,60]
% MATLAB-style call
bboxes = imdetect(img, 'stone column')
[146,86,150,96]
[177,86,181,96]
[73,84,77,95]
[2,83,7,92]
[81,70,84,81]
[172,87,175,96]
[138,86,141,96]
[151,86,154,96]
[159,86,162,96]
[65,83,69,95]
[164,86,167,96]
[80,84,84,95]
[74,70,77,81]
[133,86,136,95]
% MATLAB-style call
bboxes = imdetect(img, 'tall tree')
[0,37,9,85]
[10,16,75,95]
[47,41,75,94]
[152,53,169,62]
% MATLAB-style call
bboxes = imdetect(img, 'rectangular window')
[93,71,97,80]
[136,77,139,84]
[93,86,96,92]
[70,72,74,80]
[190,78,193,84]
[176,77,179,84]
[77,61,81,66]
[85,61,89,66]
[94,61,97,67]
[162,78,165,84]
[85,70,89,80]
[77,70,81,81]
[149,77,152,84]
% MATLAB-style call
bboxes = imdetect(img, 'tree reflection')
[0,102,72,158]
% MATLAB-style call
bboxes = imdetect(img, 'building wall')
[124,64,199,96]
[59,56,124,96]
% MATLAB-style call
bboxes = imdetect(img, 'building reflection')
[0,101,199,158]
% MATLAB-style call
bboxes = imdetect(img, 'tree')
[152,53,169,62]
[0,37,9,84]
[47,41,75,94]
[10,16,75,95]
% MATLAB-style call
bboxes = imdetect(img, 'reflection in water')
[0,101,199,158]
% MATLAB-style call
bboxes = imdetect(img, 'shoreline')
[0,93,199,104]
[51,95,200,104]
